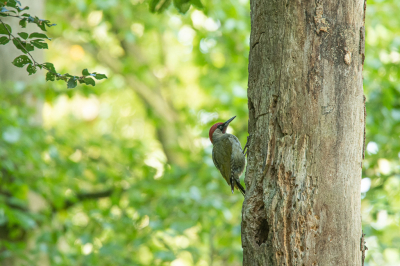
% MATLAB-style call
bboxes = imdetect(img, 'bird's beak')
[222,116,236,131]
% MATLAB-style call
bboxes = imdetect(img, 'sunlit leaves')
[148,0,202,14]
[149,0,172,13]
[173,0,191,14]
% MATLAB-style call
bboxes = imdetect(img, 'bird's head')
[209,116,236,143]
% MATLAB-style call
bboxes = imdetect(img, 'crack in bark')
[362,95,367,163]
[284,170,294,266]
[255,112,268,120]
[252,32,266,49]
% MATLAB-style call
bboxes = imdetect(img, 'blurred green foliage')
[0,0,399,265]
[362,0,400,265]
[1,0,249,265]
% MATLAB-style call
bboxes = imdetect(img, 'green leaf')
[67,77,77,89]
[12,55,32,68]
[12,38,34,53]
[35,19,47,31]
[84,77,95,86]
[29,32,50,39]
[190,0,203,8]
[26,63,36,75]
[94,73,107,80]
[5,0,21,7]
[5,0,17,8]
[42,62,56,73]
[173,0,191,13]
[32,19,57,31]
[46,71,56,81]
[0,22,11,35]
[30,39,48,49]
[25,42,34,52]
[17,6,29,12]
[0,36,9,44]
[82,69,90,76]
[149,0,172,13]
[19,18,27,28]
[17,32,28,40]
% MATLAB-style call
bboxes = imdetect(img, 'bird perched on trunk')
[209,116,247,196]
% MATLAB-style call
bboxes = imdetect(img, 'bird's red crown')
[209,122,224,143]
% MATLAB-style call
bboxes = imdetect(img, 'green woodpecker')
[209,116,246,196]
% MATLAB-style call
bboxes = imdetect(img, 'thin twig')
[0,18,38,66]
[360,231,368,266]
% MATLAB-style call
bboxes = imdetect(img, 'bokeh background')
[0,0,399,265]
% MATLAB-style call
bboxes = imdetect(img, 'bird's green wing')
[212,136,232,185]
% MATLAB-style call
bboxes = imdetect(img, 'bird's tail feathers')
[235,180,246,197]
[230,177,235,194]
[230,168,245,197]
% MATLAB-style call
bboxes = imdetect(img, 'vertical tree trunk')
[242,0,365,265]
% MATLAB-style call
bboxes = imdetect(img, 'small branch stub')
[344,47,352,65]
[360,231,368,266]
[344,51,352,65]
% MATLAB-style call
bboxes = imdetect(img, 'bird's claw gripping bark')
[243,135,252,156]
[230,177,235,194]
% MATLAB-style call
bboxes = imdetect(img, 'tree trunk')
[242,0,365,265]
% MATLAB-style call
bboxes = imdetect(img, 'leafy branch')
[0,0,107,88]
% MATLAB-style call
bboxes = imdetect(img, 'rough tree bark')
[242,0,365,265]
